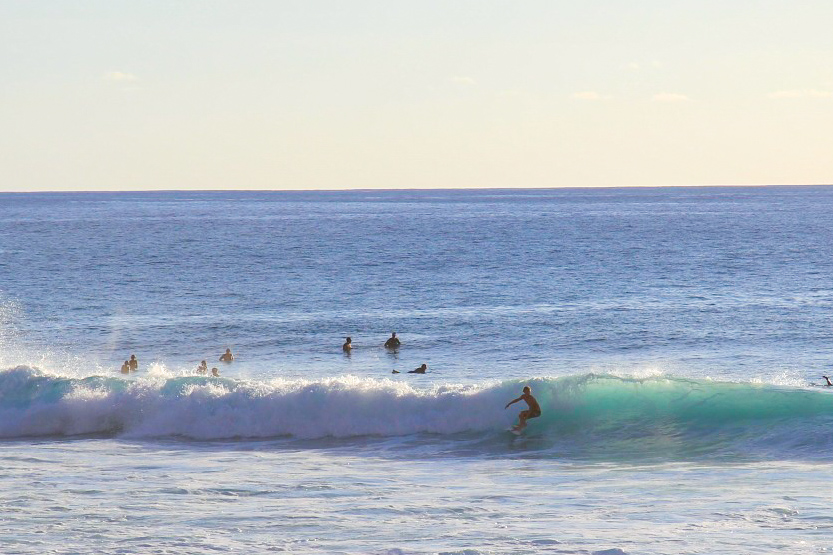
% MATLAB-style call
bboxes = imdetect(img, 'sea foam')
[3,366,833,460]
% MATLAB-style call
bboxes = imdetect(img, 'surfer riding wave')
[505,385,541,432]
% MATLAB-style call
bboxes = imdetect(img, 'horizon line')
[2,183,832,194]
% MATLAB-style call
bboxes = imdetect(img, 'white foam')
[0,369,519,440]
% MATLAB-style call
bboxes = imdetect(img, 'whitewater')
[4,366,833,465]
[2,187,833,554]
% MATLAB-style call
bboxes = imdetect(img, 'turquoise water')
[3,369,833,463]
[2,187,833,553]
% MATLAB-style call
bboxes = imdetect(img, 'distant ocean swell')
[2,367,833,458]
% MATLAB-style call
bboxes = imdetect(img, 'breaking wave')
[3,366,833,461]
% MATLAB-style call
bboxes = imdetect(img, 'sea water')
[1,187,833,554]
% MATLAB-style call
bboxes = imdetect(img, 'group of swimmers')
[345,331,541,429]
[196,361,222,377]
[343,332,429,375]
[342,332,401,352]
[119,354,139,374]
[119,348,234,376]
[118,336,541,431]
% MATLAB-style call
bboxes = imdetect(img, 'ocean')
[1,187,832,554]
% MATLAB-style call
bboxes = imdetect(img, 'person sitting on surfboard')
[219,348,234,362]
[505,386,541,432]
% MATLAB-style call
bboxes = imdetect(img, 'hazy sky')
[1,1,832,191]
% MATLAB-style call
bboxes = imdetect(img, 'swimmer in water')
[211,367,220,377]
[128,354,138,372]
[408,364,427,374]
[120,360,131,374]
[505,386,542,432]
[219,348,234,362]
[343,337,352,352]
[384,332,401,349]
[197,360,208,374]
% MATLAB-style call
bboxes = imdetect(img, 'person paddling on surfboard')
[505,386,541,432]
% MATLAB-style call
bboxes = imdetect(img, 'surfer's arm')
[505,396,522,409]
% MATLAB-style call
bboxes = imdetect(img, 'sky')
[1,0,832,191]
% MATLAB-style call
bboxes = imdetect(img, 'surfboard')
[507,426,522,436]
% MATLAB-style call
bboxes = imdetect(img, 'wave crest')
[3,367,833,460]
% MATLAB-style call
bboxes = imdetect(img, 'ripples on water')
[2,187,833,382]
[2,187,833,553]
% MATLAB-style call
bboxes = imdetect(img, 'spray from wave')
[3,366,833,461]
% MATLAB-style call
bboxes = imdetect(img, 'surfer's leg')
[517,410,530,430]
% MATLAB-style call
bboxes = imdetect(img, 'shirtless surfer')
[823,376,833,387]
[384,332,401,350]
[505,386,541,432]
